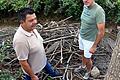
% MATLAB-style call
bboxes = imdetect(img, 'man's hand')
[31,75,39,80]
[19,60,39,80]
[89,46,96,54]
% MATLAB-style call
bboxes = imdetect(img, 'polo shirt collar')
[19,25,34,37]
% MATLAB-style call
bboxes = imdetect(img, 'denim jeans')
[23,74,31,80]
[23,61,58,80]
[44,61,59,77]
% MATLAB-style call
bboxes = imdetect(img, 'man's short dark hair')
[18,7,35,22]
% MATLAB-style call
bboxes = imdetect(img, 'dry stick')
[0,33,14,38]
[57,67,74,70]
[42,74,49,80]
[58,16,73,24]
[44,43,50,51]
[44,35,76,43]
[41,71,61,80]
[47,49,69,57]
[67,25,73,34]
[44,21,59,29]
[74,52,82,57]
[43,26,76,32]
[64,40,72,53]
[49,42,60,62]
[60,38,63,63]
[48,49,80,58]
[66,71,69,80]
[73,74,83,80]
[54,59,61,68]
[44,32,75,42]
[27,0,32,5]
[94,54,106,56]
[62,53,73,80]
[5,58,17,65]
[70,69,73,80]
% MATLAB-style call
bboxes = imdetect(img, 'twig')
[43,35,76,43]
[58,16,73,24]
[62,53,73,80]
[70,70,73,80]
[66,71,69,80]
[60,39,63,63]
[5,58,17,65]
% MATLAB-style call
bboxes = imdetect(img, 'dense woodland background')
[0,0,120,80]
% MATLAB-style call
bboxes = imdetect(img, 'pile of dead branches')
[0,16,115,80]
[35,16,111,80]
[37,16,83,80]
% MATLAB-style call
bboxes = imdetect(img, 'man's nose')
[33,19,37,24]
[83,0,88,2]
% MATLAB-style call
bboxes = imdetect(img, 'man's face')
[83,0,94,7]
[22,13,37,32]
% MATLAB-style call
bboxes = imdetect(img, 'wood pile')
[34,16,114,80]
[0,16,118,80]
[37,16,83,79]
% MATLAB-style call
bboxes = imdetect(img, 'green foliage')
[0,0,120,22]
[96,0,120,24]
[0,0,82,20]
[0,37,23,79]
[44,0,54,16]
[43,0,61,16]
[0,0,28,11]
[117,0,120,8]
[10,0,28,11]
[29,0,42,12]
[0,70,15,80]
[61,0,82,19]
[0,39,11,62]
[116,0,120,24]
[0,68,23,80]
[0,0,9,10]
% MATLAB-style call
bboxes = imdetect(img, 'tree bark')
[104,31,120,80]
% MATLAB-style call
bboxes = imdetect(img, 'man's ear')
[20,20,24,24]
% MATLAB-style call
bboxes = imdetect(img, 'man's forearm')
[93,31,105,47]
[19,60,36,78]
[92,23,105,48]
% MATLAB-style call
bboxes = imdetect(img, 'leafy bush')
[0,70,15,80]
[0,0,8,10]
[96,0,120,24]
[29,0,42,12]
[116,0,120,24]
[44,0,54,16]
[0,0,120,22]
[10,0,28,11]
[61,0,82,19]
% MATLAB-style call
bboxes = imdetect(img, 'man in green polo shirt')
[74,0,105,79]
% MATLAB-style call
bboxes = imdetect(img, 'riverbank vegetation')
[0,0,120,24]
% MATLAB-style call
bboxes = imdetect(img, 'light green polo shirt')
[80,2,105,41]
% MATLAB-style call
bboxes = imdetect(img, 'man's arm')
[19,60,39,80]
[89,23,105,53]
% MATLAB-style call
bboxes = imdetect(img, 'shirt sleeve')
[96,7,105,24]
[14,41,29,60]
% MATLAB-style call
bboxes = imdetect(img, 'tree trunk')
[104,31,120,80]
